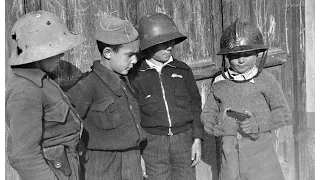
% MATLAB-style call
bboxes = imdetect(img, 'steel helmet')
[137,13,187,51]
[218,18,268,82]
[217,18,267,55]
[9,10,85,66]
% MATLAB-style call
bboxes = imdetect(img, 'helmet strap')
[257,50,268,73]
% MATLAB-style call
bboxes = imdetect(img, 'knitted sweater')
[201,70,291,180]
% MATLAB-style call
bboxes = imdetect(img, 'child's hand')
[191,138,201,167]
[141,156,148,179]
[203,120,215,134]
[239,111,260,140]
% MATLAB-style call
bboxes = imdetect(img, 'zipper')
[158,72,173,136]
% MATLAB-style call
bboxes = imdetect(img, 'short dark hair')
[96,40,123,54]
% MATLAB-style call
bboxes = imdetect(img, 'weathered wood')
[290,0,309,180]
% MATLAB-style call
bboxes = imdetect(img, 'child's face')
[227,52,257,74]
[108,40,140,75]
[38,53,63,73]
[148,40,175,63]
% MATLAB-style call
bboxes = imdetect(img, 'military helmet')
[9,10,85,66]
[217,18,267,55]
[137,13,187,51]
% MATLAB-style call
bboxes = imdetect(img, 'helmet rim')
[9,10,85,66]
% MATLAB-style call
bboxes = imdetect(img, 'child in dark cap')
[201,18,291,180]
[67,14,147,180]
[129,13,203,180]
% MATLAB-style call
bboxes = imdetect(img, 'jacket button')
[55,162,61,168]
[236,133,242,139]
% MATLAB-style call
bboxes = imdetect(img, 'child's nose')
[238,58,245,64]
[131,55,138,64]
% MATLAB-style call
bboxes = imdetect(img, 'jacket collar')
[12,68,47,87]
[92,60,122,96]
[139,57,188,71]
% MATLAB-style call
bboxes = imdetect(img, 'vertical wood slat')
[290,0,308,180]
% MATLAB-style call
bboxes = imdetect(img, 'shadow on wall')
[53,60,84,92]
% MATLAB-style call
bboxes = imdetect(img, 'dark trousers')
[142,129,196,180]
[84,149,143,180]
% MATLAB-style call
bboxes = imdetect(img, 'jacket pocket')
[174,89,191,109]
[43,145,72,176]
[44,100,69,123]
[140,95,158,116]
[89,97,121,130]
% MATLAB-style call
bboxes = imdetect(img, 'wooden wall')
[5,0,312,180]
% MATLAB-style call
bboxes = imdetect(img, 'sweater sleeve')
[201,87,225,136]
[185,66,204,140]
[6,84,57,180]
[258,73,292,133]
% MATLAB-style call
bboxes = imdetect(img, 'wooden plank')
[290,0,308,179]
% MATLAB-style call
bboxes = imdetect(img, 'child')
[6,10,84,180]
[129,13,204,180]
[201,18,292,180]
[67,14,147,180]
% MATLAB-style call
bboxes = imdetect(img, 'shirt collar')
[227,66,258,83]
[92,60,123,96]
[145,56,174,72]
[12,68,47,87]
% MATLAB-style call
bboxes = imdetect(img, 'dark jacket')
[67,61,147,151]
[129,59,203,139]
[6,68,82,180]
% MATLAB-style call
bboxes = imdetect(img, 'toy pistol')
[226,109,251,122]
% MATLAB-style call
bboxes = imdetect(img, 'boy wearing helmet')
[67,14,147,180]
[6,10,84,180]
[129,13,203,180]
[201,18,291,180]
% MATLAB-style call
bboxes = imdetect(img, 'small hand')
[203,121,215,134]
[141,156,148,179]
[191,138,201,167]
[239,111,260,140]
[239,119,252,134]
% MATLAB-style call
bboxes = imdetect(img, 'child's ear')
[102,47,112,59]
